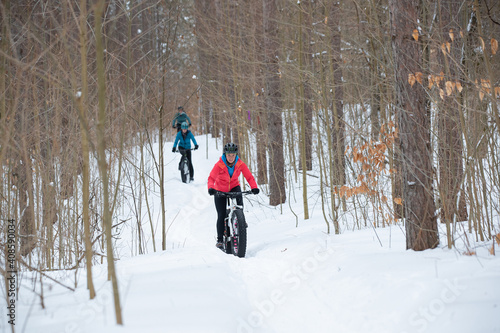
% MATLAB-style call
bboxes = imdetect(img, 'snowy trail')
[16,135,500,333]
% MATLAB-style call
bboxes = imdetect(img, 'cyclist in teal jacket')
[172,106,192,132]
[172,122,198,181]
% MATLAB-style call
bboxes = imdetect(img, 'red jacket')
[207,157,258,192]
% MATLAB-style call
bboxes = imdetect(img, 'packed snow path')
[17,136,500,333]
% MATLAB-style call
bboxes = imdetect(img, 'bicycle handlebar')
[213,190,253,198]
[175,148,195,153]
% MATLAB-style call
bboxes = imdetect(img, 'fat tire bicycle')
[176,148,190,183]
[214,190,253,258]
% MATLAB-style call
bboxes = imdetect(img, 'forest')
[0,0,499,328]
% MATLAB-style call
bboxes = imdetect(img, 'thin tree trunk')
[78,0,95,299]
[298,2,309,219]
[329,2,346,191]
[95,0,123,324]
[437,0,468,250]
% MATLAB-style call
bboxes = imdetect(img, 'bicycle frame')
[225,195,244,218]
[215,190,252,257]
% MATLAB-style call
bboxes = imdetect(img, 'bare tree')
[94,0,123,324]
[436,0,468,249]
[263,0,286,206]
[78,0,95,299]
[390,0,439,250]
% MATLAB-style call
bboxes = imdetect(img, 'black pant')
[179,148,194,179]
[215,185,243,243]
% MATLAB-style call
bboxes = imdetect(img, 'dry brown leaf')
[412,29,419,41]
[394,198,403,205]
[441,43,447,55]
[449,29,454,41]
[479,37,485,51]
[479,90,485,101]
[495,87,500,98]
[440,88,445,100]
[492,38,498,55]
[489,243,495,256]
[381,195,388,203]
[456,82,463,93]
[446,42,451,53]
[428,76,434,89]
[445,81,453,96]
[495,233,500,245]
[415,72,423,84]
[408,73,416,87]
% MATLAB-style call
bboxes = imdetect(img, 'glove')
[194,145,199,150]
[252,188,260,195]
[208,188,216,196]
[172,147,176,153]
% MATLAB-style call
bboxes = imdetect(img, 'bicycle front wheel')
[180,158,189,183]
[230,209,247,258]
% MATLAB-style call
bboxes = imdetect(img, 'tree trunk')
[263,0,286,206]
[390,0,439,250]
[79,0,95,299]
[329,2,346,189]
[95,0,123,324]
[298,1,309,219]
[437,0,468,245]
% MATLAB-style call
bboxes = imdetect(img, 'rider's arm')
[173,132,180,149]
[172,113,178,128]
[207,164,218,190]
[189,132,198,147]
[240,162,258,189]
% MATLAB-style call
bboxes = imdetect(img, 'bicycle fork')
[224,200,244,238]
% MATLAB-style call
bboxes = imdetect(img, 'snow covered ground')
[13,135,500,333]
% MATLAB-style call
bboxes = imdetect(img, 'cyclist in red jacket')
[207,143,259,249]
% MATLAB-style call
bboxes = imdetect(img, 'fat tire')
[180,157,189,183]
[224,238,232,254]
[231,209,247,258]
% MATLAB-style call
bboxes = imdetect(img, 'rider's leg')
[186,149,194,179]
[214,195,226,243]
[230,185,243,208]
[178,148,186,169]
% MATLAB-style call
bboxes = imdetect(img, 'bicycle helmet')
[224,142,238,155]
[177,106,184,111]
[181,122,189,130]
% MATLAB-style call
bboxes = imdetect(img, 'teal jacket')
[173,130,197,150]
[172,112,192,128]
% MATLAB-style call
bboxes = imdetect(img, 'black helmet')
[177,106,184,111]
[224,142,238,155]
